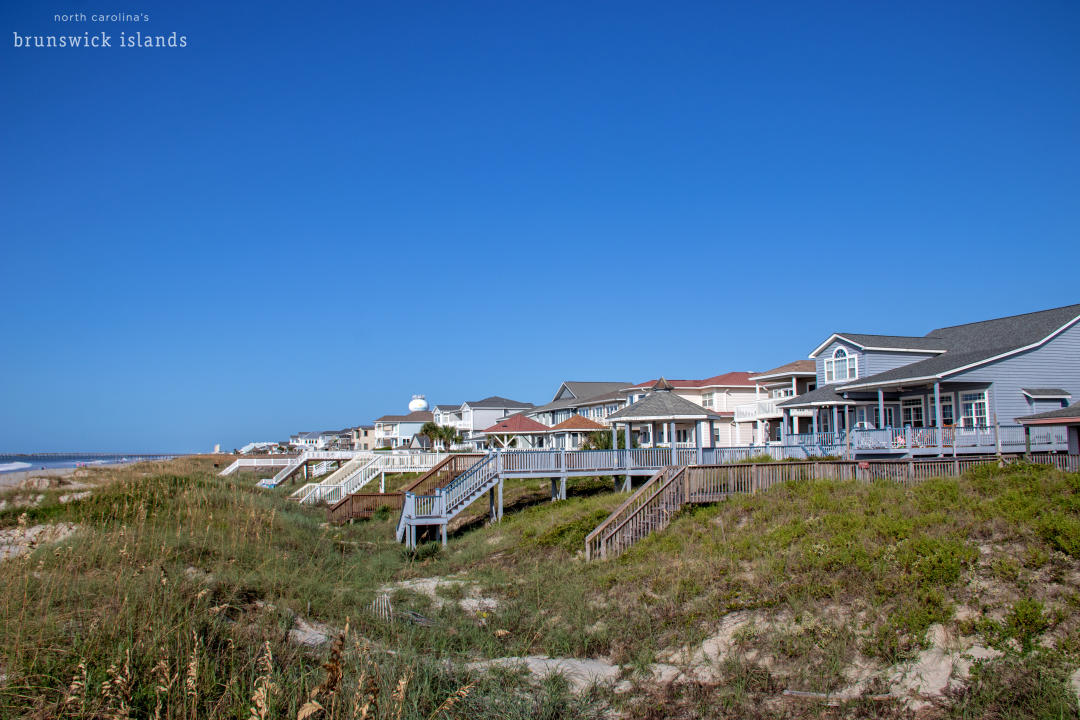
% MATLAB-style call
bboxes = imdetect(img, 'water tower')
[409,394,429,412]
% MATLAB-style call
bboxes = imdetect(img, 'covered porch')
[777,381,1069,456]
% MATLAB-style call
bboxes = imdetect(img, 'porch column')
[669,421,676,465]
[793,415,799,435]
[623,422,632,491]
[708,420,715,447]
[1024,425,1031,458]
[832,405,839,438]
[611,424,617,450]
[651,421,657,448]
[812,411,818,435]
[781,409,789,443]
[934,381,943,456]
[877,389,886,428]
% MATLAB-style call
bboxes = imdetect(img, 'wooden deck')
[584,453,1080,561]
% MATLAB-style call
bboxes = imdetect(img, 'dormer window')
[824,347,858,383]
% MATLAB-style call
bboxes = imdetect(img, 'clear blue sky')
[2,1,1078,452]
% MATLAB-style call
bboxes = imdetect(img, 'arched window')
[824,347,858,382]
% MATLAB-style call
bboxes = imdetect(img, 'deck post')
[488,487,495,521]
[695,421,703,465]
[877,390,885,429]
[669,422,676,466]
[551,478,558,502]
[497,480,503,521]
[440,523,447,547]
[1024,425,1031,458]
[560,476,566,500]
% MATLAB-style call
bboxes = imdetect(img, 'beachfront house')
[622,372,758,446]
[776,303,1080,453]
[528,381,631,427]
[734,361,817,443]
[373,410,434,449]
[350,425,377,451]
[288,430,349,450]
[606,378,728,449]
[432,396,536,448]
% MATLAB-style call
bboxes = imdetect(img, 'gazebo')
[1017,402,1080,455]
[605,378,727,454]
[479,413,549,449]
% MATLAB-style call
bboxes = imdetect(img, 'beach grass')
[0,458,1078,718]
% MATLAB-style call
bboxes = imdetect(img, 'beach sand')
[0,464,125,490]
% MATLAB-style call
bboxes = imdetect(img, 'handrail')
[584,466,672,559]
[600,466,688,551]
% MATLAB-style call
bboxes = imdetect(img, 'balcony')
[734,398,813,422]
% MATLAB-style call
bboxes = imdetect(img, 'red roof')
[628,372,756,389]
[550,415,607,431]
[481,413,549,434]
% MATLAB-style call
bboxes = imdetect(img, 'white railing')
[295,452,449,505]
[780,425,1068,456]
[218,457,297,476]
[734,399,815,423]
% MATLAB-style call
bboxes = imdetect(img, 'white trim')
[748,370,817,381]
[837,313,1080,391]
[809,334,946,358]
[824,347,859,384]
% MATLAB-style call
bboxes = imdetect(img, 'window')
[824,348,858,383]
[702,392,714,409]
[928,394,955,426]
[960,391,989,427]
[901,398,925,427]
[873,406,896,428]
[676,429,690,443]
[771,388,794,399]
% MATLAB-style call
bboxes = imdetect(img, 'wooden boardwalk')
[584,453,1080,561]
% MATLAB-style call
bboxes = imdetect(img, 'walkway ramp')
[328,453,484,524]
[293,452,448,505]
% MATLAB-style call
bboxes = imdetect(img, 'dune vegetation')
[0,457,1078,718]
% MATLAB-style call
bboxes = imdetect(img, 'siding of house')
[815,339,936,385]
[948,320,1080,425]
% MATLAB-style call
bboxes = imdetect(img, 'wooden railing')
[585,454,1079,561]
[328,454,483,524]
[326,492,405,524]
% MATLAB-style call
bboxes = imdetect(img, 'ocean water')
[0,454,168,474]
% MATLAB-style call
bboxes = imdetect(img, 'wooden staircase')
[396,453,501,546]
[328,454,484,525]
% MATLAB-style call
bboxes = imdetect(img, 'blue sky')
[2,1,1078,452]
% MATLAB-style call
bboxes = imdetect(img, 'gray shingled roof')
[561,381,631,399]
[831,334,949,351]
[837,304,1080,390]
[530,381,631,414]
[1017,402,1080,422]
[607,390,726,421]
[776,384,858,408]
[465,395,535,409]
[1022,388,1072,398]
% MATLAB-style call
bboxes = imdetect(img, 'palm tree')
[419,421,442,450]
[438,425,462,451]
[579,429,637,450]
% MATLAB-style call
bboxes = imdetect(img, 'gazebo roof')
[549,415,607,432]
[480,413,549,435]
[607,380,726,422]
[1016,401,1080,425]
